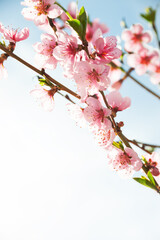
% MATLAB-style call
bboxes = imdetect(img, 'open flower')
[1,26,29,43]
[33,33,57,69]
[74,61,110,101]
[30,84,57,111]
[127,47,158,75]
[106,91,131,112]
[91,124,115,149]
[148,56,160,84]
[92,31,122,64]
[122,23,152,52]
[107,146,142,178]
[84,97,111,129]
[21,0,63,26]
[66,103,86,128]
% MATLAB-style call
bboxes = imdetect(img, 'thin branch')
[57,92,75,104]
[128,139,160,151]
[100,91,111,109]
[127,139,152,154]
[47,17,57,32]
[0,44,80,100]
[152,22,160,49]
[100,91,131,148]
[120,67,160,100]
[128,73,160,100]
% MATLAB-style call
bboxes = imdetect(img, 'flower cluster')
[20,0,143,178]
[1,1,160,191]
[122,23,160,84]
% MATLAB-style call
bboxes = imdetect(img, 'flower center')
[88,69,100,82]
[35,2,51,16]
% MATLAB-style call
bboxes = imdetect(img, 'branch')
[120,67,160,100]
[128,73,160,100]
[128,139,160,152]
[0,44,80,100]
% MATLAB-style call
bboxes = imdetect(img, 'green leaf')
[112,141,124,150]
[119,141,124,151]
[77,6,87,40]
[141,156,148,164]
[38,78,48,86]
[147,171,156,186]
[140,7,156,23]
[112,141,121,149]
[134,177,157,190]
[67,19,83,40]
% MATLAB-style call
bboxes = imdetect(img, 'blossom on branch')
[30,84,57,111]
[74,62,110,101]
[122,23,152,52]
[53,30,87,79]
[21,0,63,26]
[107,147,142,178]
[1,26,29,43]
[148,56,160,84]
[127,47,158,75]
[33,33,57,69]
[84,97,111,129]
[106,91,131,112]
[92,31,122,64]
[91,124,115,149]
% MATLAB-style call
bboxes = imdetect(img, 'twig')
[128,73,160,100]
[0,44,80,100]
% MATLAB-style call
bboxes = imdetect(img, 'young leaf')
[112,141,124,150]
[112,141,121,149]
[77,6,87,40]
[141,156,148,164]
[119,141,124,151]
[140,7,156,23]
[133,177,157,190]
[147,171,156,186]
[67,19,83,40]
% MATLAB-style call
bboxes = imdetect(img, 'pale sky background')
[0,0,160,240]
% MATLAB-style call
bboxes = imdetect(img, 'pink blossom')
[74,61,110,101]
[108,60,122,91]
[53,31,87,78]
[0,63,8,80]
[83,97,111,129]
[122,23,152,52]
[127,47,159,75]
[86,19,109,42]
[2,26,29,43]
[148,57,160,84]
[91,124,115,149]
[144,152,160,177]
[107,146,142,178]
[30,84,56,111]
[21,0,63,26]
[93,33,122,64]
[61,1,77,21]
[66,103,86,128]
[33,33,57,69]
[0,22,4,33]
[106,91,131,112]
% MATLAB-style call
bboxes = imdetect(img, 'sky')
[0,0,160,240]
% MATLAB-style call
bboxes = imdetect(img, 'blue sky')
[0,1,160,240]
